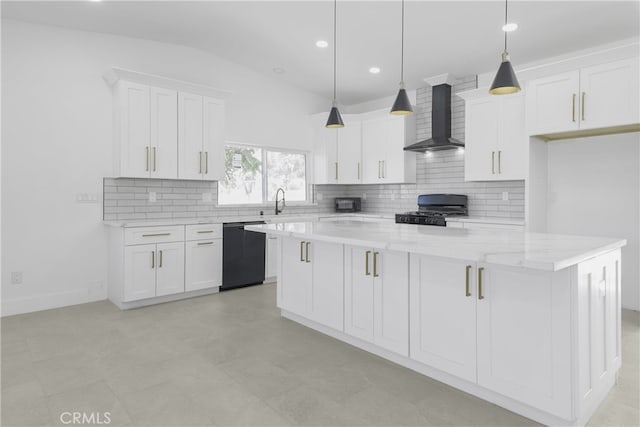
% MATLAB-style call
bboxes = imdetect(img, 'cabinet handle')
[478,267,485,300]
[357,162,360,180]
[159,250,163,268]
[305,242,311,263]
[199,151,203,174]
[198,241,214,246]
[365,250,371,276]
[572,93,576,122]
[142,233,171,237]
[491,151,495,174]
[373,252,379,277]
[152,147,157,172]
[300,241,305,262]
[197,230,214,234]
[581,92,586,121]
[205,152,209,174]
[335,162,338,180]
[465,265,472,297]
[498,151,502,174]
[378,161,381,179]
[151,250,155,269]
[146,146,150,172]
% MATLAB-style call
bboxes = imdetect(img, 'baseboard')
[112,287,220,310]
[2,289,107,317]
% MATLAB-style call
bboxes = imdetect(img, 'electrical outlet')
[502,192,509,201]
[317,192,324,201]
[149,192,157,202]
[11,272,23,285]
[202,192,213,203]
[362,193,367,200]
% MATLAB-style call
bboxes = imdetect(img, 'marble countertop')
[103,213,393,228]
[246,220,626,272]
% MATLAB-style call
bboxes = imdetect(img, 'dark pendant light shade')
[391,87,413,115]
[490,0,521,95]
[490,52,521,95]
[326,104,344,128]
[390,0,413,115]
[325,0,345,128]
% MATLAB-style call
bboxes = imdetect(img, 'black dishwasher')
[221,221,266,291]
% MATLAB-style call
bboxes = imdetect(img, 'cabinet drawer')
[124,226,185,245]
[185,223,223,241]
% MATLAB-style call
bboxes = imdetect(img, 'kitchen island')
[246,220,626,427]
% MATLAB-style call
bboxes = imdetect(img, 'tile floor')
[1,283,638,426]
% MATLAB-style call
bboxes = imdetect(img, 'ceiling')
[3,1,639,105]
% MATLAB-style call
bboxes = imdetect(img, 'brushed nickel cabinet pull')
[572,94,576,122]
[357,162,360,180]
[198,241,214,246]
[205,152,209,174]
[465,265,472,297]
[373,252,379,277]
[146,146,150,172]
[378,161,381,179]
[153,147,157,172]
[300,241,305,262]
[478,267,485,300]
[159,250,163,268]
[498,151,502,174]
[199,152,203,174]
[335,162,338,180]
[142,233,171,237]
[365,250,371,276]
[382,161,386,178]
[581,92,586,121]
[305,242,311,263]
[151,250,155,269]
[197,230,214,234]
[491,152,495,174]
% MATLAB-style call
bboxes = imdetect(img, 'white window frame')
[218,142,311,207]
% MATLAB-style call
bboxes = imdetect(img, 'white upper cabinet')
[311,114,362,184]
[527,58,639,136]
[179,92,225,181]
[150,87,178,179]
[110,72,226,181]
[361,113,416,184]
[311,110,415,185]
[462,91,527,181]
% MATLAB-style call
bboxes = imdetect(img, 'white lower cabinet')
[409,255,477,382]
[344,246,409,356]
[265,235,279,281]
[123,241,185,302]
[278,237,344,331]
[185,239,221,292]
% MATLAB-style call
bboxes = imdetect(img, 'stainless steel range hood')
[404,82,464,152]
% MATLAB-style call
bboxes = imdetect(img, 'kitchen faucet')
[275,188,285,215]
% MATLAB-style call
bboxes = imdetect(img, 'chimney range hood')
[404,81,464,152]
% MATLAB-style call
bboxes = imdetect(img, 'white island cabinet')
[246,220,625,427]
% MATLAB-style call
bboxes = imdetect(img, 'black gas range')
[395,194,468,226]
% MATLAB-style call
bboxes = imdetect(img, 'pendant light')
[390,0,413,115]
[489,0,521,95]
[326,0,344,128]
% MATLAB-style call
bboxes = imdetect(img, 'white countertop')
[103,213,393,228]
[246,220,626,272]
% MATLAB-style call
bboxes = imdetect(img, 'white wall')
[546,133,640,311]
[1,20,327,315]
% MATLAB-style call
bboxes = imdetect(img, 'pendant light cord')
[400,0,405,85]
[503,0,508,53]
[333,0,337,102]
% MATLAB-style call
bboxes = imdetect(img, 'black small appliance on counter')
[335,197,361,213]
[395,194,467,226]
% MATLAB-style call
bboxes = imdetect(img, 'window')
[218,144,308,205]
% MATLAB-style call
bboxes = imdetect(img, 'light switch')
[502,192,509,201]
[149,192,157,202]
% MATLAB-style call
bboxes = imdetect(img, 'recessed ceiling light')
[369,67,381,74]
[272,67,286,74]
[315,40,328,48]
[502,22,518,32]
